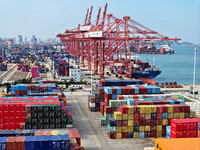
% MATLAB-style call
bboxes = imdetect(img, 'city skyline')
[0,0,199,44]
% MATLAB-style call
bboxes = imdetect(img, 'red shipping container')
[100,102,107,115]
[111,87,117,94]
[119,105,128,114]
[117,95,124,100]
[183,130,189,138]
[116,120,122,126]
[134,114,140,120]
[27,85,31,90]
[140,114,145,120]
[122,120,128,126]
[172,105,180,113]
[145,120,150,125]
[134,120,139,126]
[104,106,112,114]
[133,106,140,114]
[129,88,135,94]
[122,132,128,138]
[150,125,156,131]
[156,119,162,125]
[15,91,19,95]
[16,136,25,150]
[150,131,156,137]
[139,120,145,126]
[145,132,151,138]
[107,132,116,139]
[157,113,162,119]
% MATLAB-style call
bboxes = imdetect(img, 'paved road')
[66,92,106,150]
[65,92,154,150]
[2,65,17,83]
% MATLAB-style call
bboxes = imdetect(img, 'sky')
[0,0,199,44]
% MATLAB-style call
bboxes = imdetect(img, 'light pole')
[91,50,93,94]
[193,47,197,98]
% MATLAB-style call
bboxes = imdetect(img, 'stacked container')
[54,59,72,76]
[31,66,40,78]
[0,62,7,71]
[11,83,56,97]
[99,79,143,86]
[107,104,196,139]
[104,85,161,105]
[171,118,200,138]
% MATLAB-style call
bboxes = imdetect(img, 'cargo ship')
[118,54,161,79]
[130,44,174,54]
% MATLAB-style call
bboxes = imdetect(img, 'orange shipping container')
[155,138,200,150]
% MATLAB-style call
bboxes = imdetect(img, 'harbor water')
[137,46,200,85]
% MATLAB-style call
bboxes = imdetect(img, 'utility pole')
[91,50,93,94]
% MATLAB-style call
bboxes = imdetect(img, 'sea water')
[136,46,200,85]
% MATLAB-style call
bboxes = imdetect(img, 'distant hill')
[155,41,199,46]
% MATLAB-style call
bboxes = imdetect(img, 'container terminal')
[0,3,200,150]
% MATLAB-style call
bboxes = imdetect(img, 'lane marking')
[70,94,103,150]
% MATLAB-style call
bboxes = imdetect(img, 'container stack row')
[99,79,143,86]
[11,83,56,96]
[0,62,7,71]
[0,128,83,150]
[54,59,72,76]
[31,66,40,78]
[106,104,196,139]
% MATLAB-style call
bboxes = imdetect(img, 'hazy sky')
[0,0,199,44]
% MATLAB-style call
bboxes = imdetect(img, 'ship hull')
[131,70,161,79]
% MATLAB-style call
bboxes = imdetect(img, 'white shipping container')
[89,102,95,107]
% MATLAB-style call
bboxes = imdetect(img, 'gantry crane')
[57,3,181,78]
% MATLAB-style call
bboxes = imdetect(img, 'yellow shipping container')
[145,106,151,114]
[145,126,151,132]
[190,111,196,118]
[166,105,174,113]
[168,113,174,119]
[116,133,122,139]
[122,126,128,133]
[156,125,162,132]
[128,114,133,120]
[139,126,145,132]
[151,106,157,113]
[133,132,139,138]
[162,119,168,125]
[138,106,146,114]
[114,112,122,120]
[173,113,180,119]
[145,113,151,120]
[180,112,185,119]
[128,120,133,126]
[69,138,77,144]
[155,138,200,150]
[116,126,122,133]
[156,131,162,138]
[126,105,134,114]
[1,93,7,97]
[127,126,133,132]
[51,130,60,135]
[122,114,128,120]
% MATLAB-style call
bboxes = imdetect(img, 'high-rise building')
[18,35,23,44]
[31,35,37,44]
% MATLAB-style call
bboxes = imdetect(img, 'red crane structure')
[57,3,181,78]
